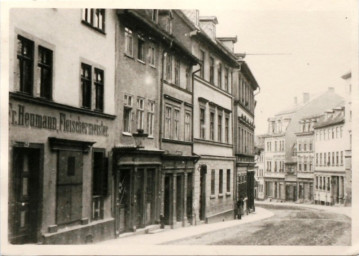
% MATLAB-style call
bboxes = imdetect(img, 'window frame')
[38,46,53,100]
[124,27,134,57]
[81,9,105,33]
[17,35,34,95]
[94,68,104,111]
[81,63,92,109]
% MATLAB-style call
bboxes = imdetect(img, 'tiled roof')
[314,111,345,129]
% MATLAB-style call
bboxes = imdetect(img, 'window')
[211,169,215,195]
[200,107,205,139]
[81,63,92,108]
[275,141,277,151]
[217,113,222,142]
[304,143,307,151]
[186,68,191,91]
[184,112,191,141]
[298,143,301,152]
[125,27,133,56]
[92,150,108,220]
[173,109,180,140]
[328,152,330,166]
[327,177,330,191]
[137,36,145,61]
[341,151,343,166]
[332,152,335,166]
[217,63,222,88]
[210,111,215,140]
[82,9,105,32]
[199,50,205,79]
[298,163,302,171]
[165,54,172,81]
[226,169,231,192]
[336,152,339,166]
[224,68,229,91]
[148,45,155,66]
[225,116,229,143]
[165,106,172,139]
[147,101,155,136]
[17,36,34,95]
[38,46,52,99]
[94,68,104,111]
[316,153,318,166]
[151,9,158,23]
[56,151,83,224]
[320,153,322,166]
[309,143,312,151]
[174,57,180,86]
[123,95,133,133]
[219,169,223,194]
[136,98,145,130]
[209,57,214,84]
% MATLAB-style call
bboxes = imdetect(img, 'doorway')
[164,175,171,224]
[10,147,41,244]
[199,165,206,221]
[116,169,131,234]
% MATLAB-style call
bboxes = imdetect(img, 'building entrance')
[10,147,41,244]
[199,165,207,221]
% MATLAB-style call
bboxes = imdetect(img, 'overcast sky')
[199,0,353,134]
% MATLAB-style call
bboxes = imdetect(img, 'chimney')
[328,87,335,93]
[294,97,298,105]
[217,36,237,52]
[182,9,199,27]
[303,93,310,104]
[199,16,218,41]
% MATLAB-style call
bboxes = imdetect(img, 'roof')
[314,111,345,129]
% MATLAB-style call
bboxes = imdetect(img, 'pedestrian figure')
[236,197,244,219]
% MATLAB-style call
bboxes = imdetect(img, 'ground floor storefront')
[8,95,115,244]
[193,156,236,224]
[314,173,346,205]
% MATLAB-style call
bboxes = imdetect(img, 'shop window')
[17,35,34,95]
[227,169,231,192]
[82,9,105,32]
[125,27,133,56]
[38,46,53,99]
[137,36,145,62]
[56,151,83,225]
[211,169,215,195]
[219,169,223,194]
[92,149,108,221]
[184,112,191,142]
[81,63,92,108]
[174,57,180,86]
[94,68,104,111]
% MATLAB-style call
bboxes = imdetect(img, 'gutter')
[191,67,201,156]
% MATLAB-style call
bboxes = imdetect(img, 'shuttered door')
[56,151,83,225]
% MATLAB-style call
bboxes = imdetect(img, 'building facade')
[261,89,345,203]
[9,8,117,244]
[313,107,346,205]
[233,61,259,211]
[254,135,265,200]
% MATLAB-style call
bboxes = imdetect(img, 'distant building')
[313,106,345,205]
[262,88,344,202]
[254,135,265,200]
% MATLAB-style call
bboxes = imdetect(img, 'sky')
[199,0,353,135]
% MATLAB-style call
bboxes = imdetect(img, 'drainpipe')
[159,49,167,150]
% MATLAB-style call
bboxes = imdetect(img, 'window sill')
[124,53,134,59]
[226,192,231,197]
[149,64,156,69]
[122,132,132,137]
[147,135,154,139]
[218,194,224,198]
[81,21,106,35]
[137,59,146,65]
[210,195,216,199]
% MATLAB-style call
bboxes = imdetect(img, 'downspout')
[191,67,201,156]
[159,49,167,150]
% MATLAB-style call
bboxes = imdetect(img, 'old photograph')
[1,0,357,255]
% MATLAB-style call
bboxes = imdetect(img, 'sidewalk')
[98,206,273,245]
[255,200,352,218]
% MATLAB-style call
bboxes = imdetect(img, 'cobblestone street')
[166,204,351,246]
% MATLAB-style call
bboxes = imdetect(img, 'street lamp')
[132,129,148,148]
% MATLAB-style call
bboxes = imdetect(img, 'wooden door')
[11,148,40,244]
[116,169,131,234]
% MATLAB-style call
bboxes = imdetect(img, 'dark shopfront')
[162,155,198,228]
[113,147,163,235]
[8,95,115,244]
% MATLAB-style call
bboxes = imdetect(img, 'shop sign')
[9,103,109,137]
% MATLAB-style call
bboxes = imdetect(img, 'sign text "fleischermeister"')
[9,103,109,137]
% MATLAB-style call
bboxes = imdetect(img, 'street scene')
[2,0,354,252]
